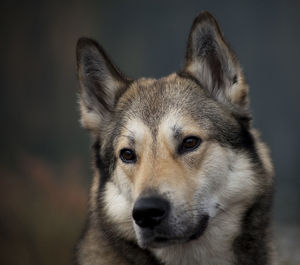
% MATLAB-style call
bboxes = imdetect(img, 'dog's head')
[76,11,266,249]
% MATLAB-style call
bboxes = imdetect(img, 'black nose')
[132,196,170,229]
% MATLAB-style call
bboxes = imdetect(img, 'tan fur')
[100,112,262,261]
[80,111,266,265]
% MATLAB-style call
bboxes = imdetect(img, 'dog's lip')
[153,236,170,243]
[145,215,210,248]
[148,236,185,248]
[189,214,209,240]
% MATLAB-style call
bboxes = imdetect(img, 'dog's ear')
[76,38,131,133]
[183,11,249,112]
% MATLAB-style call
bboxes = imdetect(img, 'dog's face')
[76,12,259,249]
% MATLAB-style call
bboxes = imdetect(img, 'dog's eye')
[179,136,201,153]
[120,148,137,163]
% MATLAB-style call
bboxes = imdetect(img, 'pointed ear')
[183,11,249,112]
[76,38,131,133]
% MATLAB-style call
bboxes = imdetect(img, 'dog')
[75,11,275,265]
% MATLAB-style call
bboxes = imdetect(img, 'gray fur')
[75,11,275,265]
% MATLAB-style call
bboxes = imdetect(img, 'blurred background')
[1,0,299,264]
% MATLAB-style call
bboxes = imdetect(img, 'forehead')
[115,74,237,137]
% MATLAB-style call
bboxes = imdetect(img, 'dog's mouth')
[188,214,209,240]
[138,215,210,248]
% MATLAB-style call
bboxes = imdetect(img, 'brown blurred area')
[1,1,300,264]
[1,1,93,264]
[0,155,87,265]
